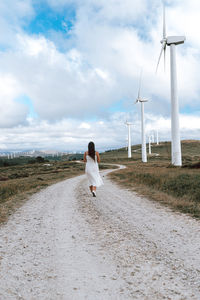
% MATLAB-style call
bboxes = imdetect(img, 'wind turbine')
[151,133,155,143]
[125,121,133,158]
[148,135,152,154]
[156,129,159,145]
[135,72,148,163]
[125,136,128,151]
[156,6,185,166]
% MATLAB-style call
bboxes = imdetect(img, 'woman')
[84,141,103,197]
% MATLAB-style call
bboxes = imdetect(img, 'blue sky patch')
[181,105,197,115]
[108,99,128,113]
[24,2,76,37]
[15,95,38,118]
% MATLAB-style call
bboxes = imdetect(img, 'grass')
[0,158,110,224]
[101,140,200,219]
[0,160,84,224]
[1,140,200,223]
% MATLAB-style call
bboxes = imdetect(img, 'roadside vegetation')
[101,140,200,219]
[1,140,199,224]
[0,155,110,224]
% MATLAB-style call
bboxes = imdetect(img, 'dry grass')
[102,140,200,219]
[1,140,200,223]
[110,162,200,218]
[0,159,112,225]
[0,161,86,224]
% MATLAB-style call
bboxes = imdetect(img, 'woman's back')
[85,153,99,173]
[86,153,97,163]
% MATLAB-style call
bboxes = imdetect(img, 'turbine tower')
[126,136,128,151]
[135,72,148,163]
[156,129,159,145]
[151,133,155,143]
[125,121,133,158]
[156,6,185,166]
[149,136,152,154]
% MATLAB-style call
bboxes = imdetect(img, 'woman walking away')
[84,141,103,197]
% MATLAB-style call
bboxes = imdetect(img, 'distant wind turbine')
[125,121,133,158]
[151,133,155,144]
[156,6,186,166]
[149,136,152,154]
[156,129,159,145]
[135,72,148,163]
[125,136,128,151]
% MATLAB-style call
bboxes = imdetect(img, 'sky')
[0,0,200,152]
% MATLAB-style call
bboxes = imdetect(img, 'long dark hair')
[88,141,95,161]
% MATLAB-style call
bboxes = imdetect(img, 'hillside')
[101,140,200,164]
[101,140,200,219]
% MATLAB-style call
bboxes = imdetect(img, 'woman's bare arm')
[83,152,87,163]
[96,151,100,163]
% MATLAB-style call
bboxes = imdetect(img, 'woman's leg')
[92,186,96,197]
[89,185,93,192]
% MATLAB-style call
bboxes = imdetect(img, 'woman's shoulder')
[95,151,99,154]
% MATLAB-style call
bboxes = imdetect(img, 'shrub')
[162,174,200,202]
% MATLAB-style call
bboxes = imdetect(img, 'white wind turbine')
[156,129,159,145]
[125,121,133,158]
[151,133,155,144]
[135,73,148,163]
[125,136,128,151]
[148,135,152,154]
[156,6,186,166]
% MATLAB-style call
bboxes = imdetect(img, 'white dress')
[85,154,103,187]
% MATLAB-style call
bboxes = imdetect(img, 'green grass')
[162,173,200,201]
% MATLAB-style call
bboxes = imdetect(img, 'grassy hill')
[101,140,200,219]
[101,140,200,164]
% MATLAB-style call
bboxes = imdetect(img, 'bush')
[9,173,29,179]
[36,156,45,163]
[162,174,200,202]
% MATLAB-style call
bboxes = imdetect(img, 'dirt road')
[0,168,200,299]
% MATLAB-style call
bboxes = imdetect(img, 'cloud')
[0,112,200,152]
[79,122,91,129]
[1,0,199,123]
[0,0,199,151]
[0,33,118,123]
[0,73,28,127]
[0,0,34,47]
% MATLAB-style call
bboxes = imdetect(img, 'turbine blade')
[137,69,143,99]
[163,5,166,39]
[156,46,164,73]
[156,41,166,73]
[164,44,166,72]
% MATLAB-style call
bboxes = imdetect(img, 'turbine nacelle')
[135,98,148,104]
[166,36,186,45]
[161,36,185,46]
[125,121,133,126]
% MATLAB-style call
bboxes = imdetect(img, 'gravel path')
[0,168,200,300]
